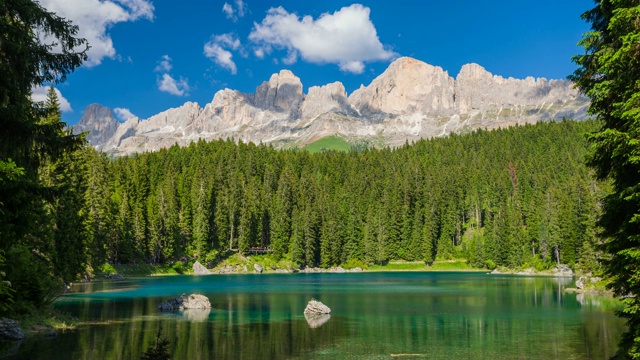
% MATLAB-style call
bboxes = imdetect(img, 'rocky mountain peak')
[301,82,352,119]
[254,69,304,116]
[349,56,455,118]
[456,63,493,82]
[73,103,119,147]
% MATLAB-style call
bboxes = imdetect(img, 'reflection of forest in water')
[1,273,627,359]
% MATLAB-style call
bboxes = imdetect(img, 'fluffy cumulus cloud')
[154,55,190,96]
[39,0,154,67]
[113,107,136,121]
[204,33,241,74]
[31,86,72,112]
[248,4,396,73]
[158,74,190,96]
[222,0,246,22]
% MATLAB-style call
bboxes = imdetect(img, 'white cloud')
[39,0,154,67]
[248,4,396,73]
[222,0,246,22]
[339,61,365,74]
[155,55,173,72]
[222,3,234,19]
[254,47,266,59]
[114,107,136,121]
[214,33,241,50]
[235,0,246,17]
[158,74,190,96]
[154,55,190,96]
[204,33,241,74]
[31,86,73,112]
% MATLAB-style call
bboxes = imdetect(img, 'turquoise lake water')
[1,272,626,359]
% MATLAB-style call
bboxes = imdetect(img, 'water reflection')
[305,313,331,328]
[1,273,627,359]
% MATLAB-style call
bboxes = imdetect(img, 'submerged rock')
[192,261,211,275]
[304,300,331,315]
[0,318,25,340]
[304,313,331,328]
[158,294,211,311]
[181,309,211,322]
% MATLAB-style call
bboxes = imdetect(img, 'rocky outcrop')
[304,300,331,315]
[73,104,119,149]
[552,265,574,277]
[254,264,263,273]
[301,82,353,119]
[0,318,25,340]
[77,57,589,156]
[158,294,211,311]
[254,70,304,117]
[192,261,211,275]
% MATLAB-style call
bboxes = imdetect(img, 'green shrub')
[98,263,117,275]
[171,261,185,274]
[341,258,368,270]
[484,260,496,270]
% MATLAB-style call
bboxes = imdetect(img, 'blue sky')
[35,0,594,125]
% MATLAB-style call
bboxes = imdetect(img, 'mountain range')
[74,57,589,155]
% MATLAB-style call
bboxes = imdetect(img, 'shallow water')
[2,272,626,359]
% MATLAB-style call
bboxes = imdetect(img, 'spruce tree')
[571,1,640,357]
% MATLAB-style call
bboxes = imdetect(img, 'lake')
[2,272,626,359]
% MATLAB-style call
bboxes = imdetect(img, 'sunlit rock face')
[78,57,589,155]
[349,57,456,118]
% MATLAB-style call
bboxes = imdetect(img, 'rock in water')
[158,294,211,311]
[304,300,331,315]
[0,318,25,340]
[193,261,211,275]
[304,313,331,328]
[254,264,263,273]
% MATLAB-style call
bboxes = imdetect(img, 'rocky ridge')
[74,57,589,155]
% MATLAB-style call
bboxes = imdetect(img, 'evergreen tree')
[0,0,87,309]
[571,1,640,357]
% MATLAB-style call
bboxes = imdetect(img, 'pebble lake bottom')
[2,272,625,359]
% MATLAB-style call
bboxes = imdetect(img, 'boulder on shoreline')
[304,300,331,315]
[192,261,211,275]
[0,318,25,340]
[552,265,573,277]
[158,294,211,311]
[254,264,263,273]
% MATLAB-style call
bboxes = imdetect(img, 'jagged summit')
[73,104,119,148]
[75,57,589,155]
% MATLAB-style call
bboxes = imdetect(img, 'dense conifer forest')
[78,119,604,272]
